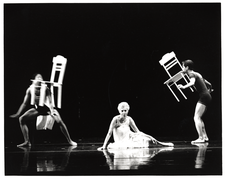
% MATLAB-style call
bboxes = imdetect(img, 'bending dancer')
[10,73,77,147]
[178,60,212,143]
[97,102,174,150]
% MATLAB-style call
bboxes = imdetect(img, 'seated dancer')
[10,73,77,147]
[98,102,174,150]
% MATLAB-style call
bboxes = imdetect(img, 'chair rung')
[165,59,178,70]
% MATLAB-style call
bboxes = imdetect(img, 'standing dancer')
[97,102,174,150]
[10,73,77,147]
[178,60,212,143]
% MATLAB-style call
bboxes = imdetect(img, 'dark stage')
[5,140,222,175]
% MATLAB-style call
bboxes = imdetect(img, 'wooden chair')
[159,51,193,102]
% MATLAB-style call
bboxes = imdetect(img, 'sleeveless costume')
[188,72,212,106]
[107,116,150,149]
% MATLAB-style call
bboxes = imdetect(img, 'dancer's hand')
[150,137,157,144]
[50,108,57,116]
[97,146,106,151]
[177,84,184,89]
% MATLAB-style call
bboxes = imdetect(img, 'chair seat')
[164,71,184,85]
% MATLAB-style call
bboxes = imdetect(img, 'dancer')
[97,102,174,150]
[10,73,77,147]
[178,60,212,143]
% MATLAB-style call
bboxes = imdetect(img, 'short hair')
[182,60,194,70]
[117,102,130,112]
[32,73,43,79]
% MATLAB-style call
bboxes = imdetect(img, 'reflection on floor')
[5,140,222,175]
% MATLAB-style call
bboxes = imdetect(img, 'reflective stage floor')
[5,140,222,175]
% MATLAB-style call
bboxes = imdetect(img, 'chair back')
[50,55,67,84]
[159,51,194,102]
[159,51,183,77]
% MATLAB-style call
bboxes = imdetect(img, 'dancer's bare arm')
[129,118,157,143]
[10,88,30,118]
[97,117,117,150]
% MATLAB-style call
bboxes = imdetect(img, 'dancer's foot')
[157,141,174,147]
[69,141,77,146]
[191,138,205,144]
[204,136,209,142]
[168,143,174,147]
[192,142,209,148]
[17,141,31,147]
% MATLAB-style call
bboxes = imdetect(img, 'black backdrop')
[4,3,221,145]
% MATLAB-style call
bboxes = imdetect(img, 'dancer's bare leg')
[52,111,77,146]
[139,132,174,146]
[192,103,207,143]
[18,108,38,147]
[202,121,209,141]
[59,121,77,146]
[138,132,157,143]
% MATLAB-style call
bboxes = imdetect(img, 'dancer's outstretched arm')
[97,117,117,150]
[10,88,30,118]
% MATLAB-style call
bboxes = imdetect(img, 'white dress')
[107,117,150,149]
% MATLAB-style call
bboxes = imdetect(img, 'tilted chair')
[159,51,193,102]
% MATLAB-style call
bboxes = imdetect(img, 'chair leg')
[51,85,55,107]
[167,84,180,102]
[182,74,194,92]
[39,84,46,106]
[30,85,35,105]
[57,85,62,108]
